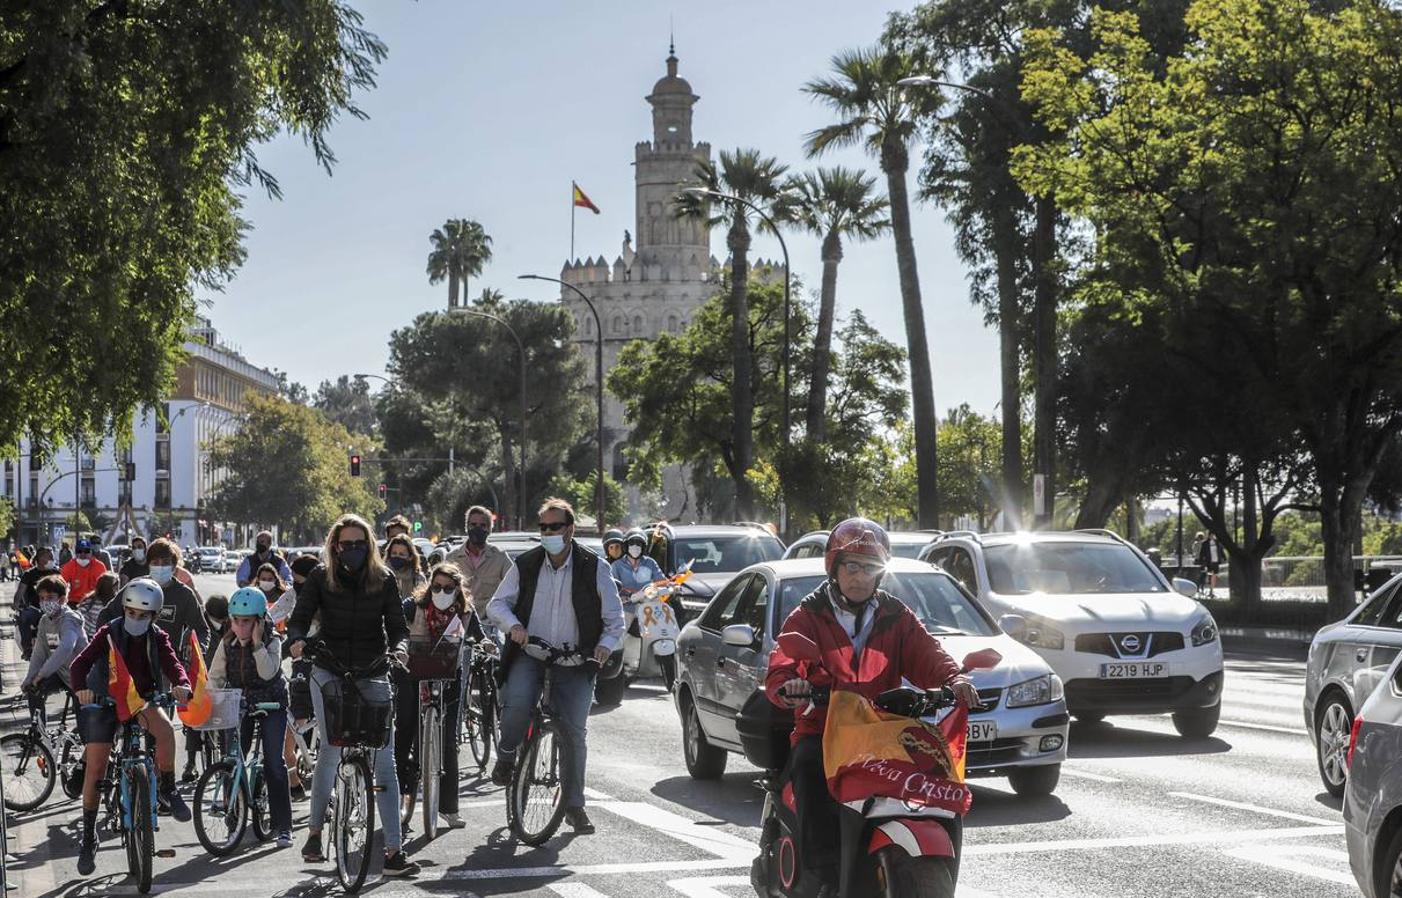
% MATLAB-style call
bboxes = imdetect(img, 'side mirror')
[722,624,757,648]
[775,629,820,661]
[961,648,1002,672]
[1172,577,1197,598]
[998,614,1027,642]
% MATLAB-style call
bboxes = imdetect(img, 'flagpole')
[570,183,576,263]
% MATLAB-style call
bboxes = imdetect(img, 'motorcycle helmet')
[228,586,268,618]
[603,528,625,549]
[823,518,891,578]
[121,578,164,613]
[624,528,648,549]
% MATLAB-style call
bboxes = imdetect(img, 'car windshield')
[983,542,1165,595]
[777,573,995,636]
[890,542,930,559]
[673,535,784,574]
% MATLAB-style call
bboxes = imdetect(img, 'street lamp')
[353,372,392,388]
[444,310,529,528]
[518,274,606,532]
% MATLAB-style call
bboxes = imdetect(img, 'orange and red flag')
[572,181,601,215]
[177,630,212,727]
[107,635,148,723]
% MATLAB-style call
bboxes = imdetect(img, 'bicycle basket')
[193,688,243,731]
[318,677,392,748]
[405,635,463,680]
[288,676,314,721]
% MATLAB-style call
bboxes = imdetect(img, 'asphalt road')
[0,579,1356,897]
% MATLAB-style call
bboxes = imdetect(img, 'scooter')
[596,563,690,706]
[751,647,1001,898]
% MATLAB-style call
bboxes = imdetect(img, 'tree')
[1017,0,1402,616]
[313,375,378,436]
[547,470,627,529]
[207,393,383,543]
[426,219,493,311]
[936,405,1004,530]
[804,45,943,528]
[779,166,890,442]
[674,149,789,519]
[0,3,385,454]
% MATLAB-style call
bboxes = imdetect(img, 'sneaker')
[490,757,514,787]
[382,850,420,877]
[276,830,293,849]
[161,789,191,823]
[564,807,595,834]
[441,812,464,829]
[76,831,98,875]
[302,832,325,863]
[180,761,199,784]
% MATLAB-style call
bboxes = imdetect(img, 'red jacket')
[61,557,108,604]
[765,581,964,743]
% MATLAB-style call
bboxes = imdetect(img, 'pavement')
[0,575,1361,897]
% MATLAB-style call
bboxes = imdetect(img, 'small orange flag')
[14,549,29,570]
[107,635,148,723]
[572,181,601,215]
[178,630,212,726]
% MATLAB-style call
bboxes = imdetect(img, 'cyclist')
[602,528,625,563]
[394,562,482,830]
[118,536,149,586]
[208,586,294,848]
[14,545,58,658]
[20,573,83,723]
[385,534,426,599]
[76,571,118,640]
[611,528,663,601]
[69,578,193,875]
[61,540,108,608]
[254,562,290,609]
[486,497,625,835]
[445,505,511,623]
[237,531,291,588]
[286,513,418,877]
[279,554,320,801]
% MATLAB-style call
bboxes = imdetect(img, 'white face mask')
[75,556,91,567]
[627,545,643,559]
[430,590,456,611]
[132,549,146,563]
[258,579,277,592]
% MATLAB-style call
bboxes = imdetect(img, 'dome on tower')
[650,47,695,99]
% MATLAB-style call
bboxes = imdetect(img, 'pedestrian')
[1196,531,1223,598]
[385,534,425,599]
[487,497,625,835]
[60,539,109,607]
[237,531,291,588]
[119,536,150,586]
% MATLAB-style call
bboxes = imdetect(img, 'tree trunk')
[1031,194,1057,526]
[806,231,842,442]
[448,265,460,311]
[499,425,517,531]
[1233,465,1262,614]
[1074,471,1121,530]
[1320,474,1362,620]
[883,142,938,528]
[728,218,754,519]
[1125,497,1139,543]
[991,203,1023,519]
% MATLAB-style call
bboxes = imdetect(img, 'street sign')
[413,521,422,533]
[1033,474,1047,517]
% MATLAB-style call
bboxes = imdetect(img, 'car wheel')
[1007,763,1060,797]
[594,674,627,707]
[1315,693,1353,798]
[1377,824,1402,898]
[1073,712,1106,725]
[1172,702,1221,738]
[681,696,727,780]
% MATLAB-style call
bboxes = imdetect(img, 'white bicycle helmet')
[122,578,165,613]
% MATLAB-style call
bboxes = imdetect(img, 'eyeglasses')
[538,521,570,533]
[840,560,885,577]
[336,539,370,551]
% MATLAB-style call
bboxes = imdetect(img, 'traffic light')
[378,483,387,498]
[124,462,136,482]
[349,454,361,477]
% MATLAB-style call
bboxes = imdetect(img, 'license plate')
[967,720,998,743]
[1100,662,1169,679]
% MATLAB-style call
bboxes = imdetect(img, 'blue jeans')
[17,606,39,656]
[240,708,292,833]
[307,668,402,851]
[496,656,596,809]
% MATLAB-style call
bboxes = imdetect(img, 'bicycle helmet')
[121,578,164,613]
[823,518,891,578]
[603,528,625,548]
[228,586,268,618]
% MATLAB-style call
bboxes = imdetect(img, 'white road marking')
[1168,791,1339,826]
[963,824,1343,856]
[1059,767,1122,783]
[595,801,755,861]
[435,857,749,880]
[1223,844,1357,886]
[1217,718,1304,735]
[583,786,615,800]
[550,884,615,898]
[666,875,752,898]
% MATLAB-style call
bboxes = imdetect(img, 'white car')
[920,530,1224,737]
[195,545,226,573]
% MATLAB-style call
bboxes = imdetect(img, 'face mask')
[149,565,173,584]
[258,579,277,592]
[541,534,567,555]
[256,543,270,555]
[42,560,56,571]
[339,546,368,572]
[388,556,409,571]
[124,615,151,637]
[40,600,62,618]
[132,549,146,563]
[467,526,489,546]
[430,590,456,611]
[628,545,643,559]
[75,556,91,568]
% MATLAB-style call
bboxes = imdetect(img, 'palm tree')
[780,166,890,442]
[674,148,788,518]
[804,44,943,528]
[426,219,493,310]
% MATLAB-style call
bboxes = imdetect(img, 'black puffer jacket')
[287,564,408,673]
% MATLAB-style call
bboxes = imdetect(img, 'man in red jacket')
[764,518,979,895]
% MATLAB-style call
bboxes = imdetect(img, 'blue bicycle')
[192,697,284,855]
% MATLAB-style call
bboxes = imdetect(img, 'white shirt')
[488,546,625,655]
[830,596,876,658]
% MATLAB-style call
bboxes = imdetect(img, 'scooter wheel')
[875,847,955,898]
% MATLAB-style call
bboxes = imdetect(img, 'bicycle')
[1,686,84,811]
[463,637,500,771]
[192,691,284,855]
[304,640,397,894]
[505,637,599,846]
[399,635,463,840]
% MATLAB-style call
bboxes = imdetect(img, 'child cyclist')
[69,578,192,875]
[207,586,294,848]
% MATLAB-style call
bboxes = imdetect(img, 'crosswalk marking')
[1223,844,1357,886]
[1168,791,1338,826]
[594,802,755,861]
[1059,767,1122,783]
[550,883,615,898]
[666,875,751,898]
[963,823,1343,855]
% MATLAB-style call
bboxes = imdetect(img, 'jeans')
[241,708,293,832]
[496,656,596,809]
[393,675,462,815]
[17,606,39,656]
[308,667,402,851]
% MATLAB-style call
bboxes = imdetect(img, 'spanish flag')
[108,635,148,723]
[178,630,212,727]
[572,181,601,215]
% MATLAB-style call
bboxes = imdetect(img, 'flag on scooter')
[177,630,212,727]
[822,689,972,815]
[107,635,148,723]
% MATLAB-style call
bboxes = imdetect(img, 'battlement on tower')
[636,139,712,159]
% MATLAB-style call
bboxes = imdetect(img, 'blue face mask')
[388,556,409,571]
[149,565,173,584]
[541,534,567,555]
[124,615,152,637]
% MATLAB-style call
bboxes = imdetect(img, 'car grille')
[1075,632,1185,658]
[1065,676,1195,704]
[972,687,1002,713]
[966,737,1025,768]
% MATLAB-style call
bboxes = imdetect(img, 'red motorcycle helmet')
[823,517,891,577]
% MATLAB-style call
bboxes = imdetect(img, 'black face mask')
[467,526,489,545]
[388,556,409,571]
[256,543,270,555]
[339,546,368,572]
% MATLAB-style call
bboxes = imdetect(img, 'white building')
[4,317,281,550]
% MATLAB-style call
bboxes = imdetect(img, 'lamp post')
[519,274,606,532]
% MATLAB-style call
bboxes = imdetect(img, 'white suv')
[920,530,1224,737]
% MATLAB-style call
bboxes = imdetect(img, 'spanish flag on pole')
[572,181,601,214]
[178,630,212,727]
[107,635,148,723]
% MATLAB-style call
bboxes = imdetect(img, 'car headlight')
[1190,613,1219,647]
[1006,674,1065,708]
[1015,620,1065,651]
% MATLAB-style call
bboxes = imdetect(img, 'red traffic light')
[377,483,387,498]
[349,454,362,477]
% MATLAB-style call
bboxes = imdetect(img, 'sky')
[200,0,1001,415]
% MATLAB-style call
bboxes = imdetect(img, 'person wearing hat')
[61,539,109,607]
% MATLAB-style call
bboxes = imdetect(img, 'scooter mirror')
[776,630,821,662]
[961,648,1002,672]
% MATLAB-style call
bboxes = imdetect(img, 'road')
[1,578,1355,897]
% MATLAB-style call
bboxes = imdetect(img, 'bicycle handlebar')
[522,635,601,670]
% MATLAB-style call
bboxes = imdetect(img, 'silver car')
[1343,652,1402,898]
[1304,575,1402,797]
[673,557,1070,796]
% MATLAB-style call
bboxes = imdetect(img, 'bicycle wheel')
[421,706,440,840]
[332,754,375,894]
[0,732,56,811]
[249,767,272,842]
[126,765,154,894]
[509,719,567,845]
[193,760,247,856]
[467,667,492,769]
